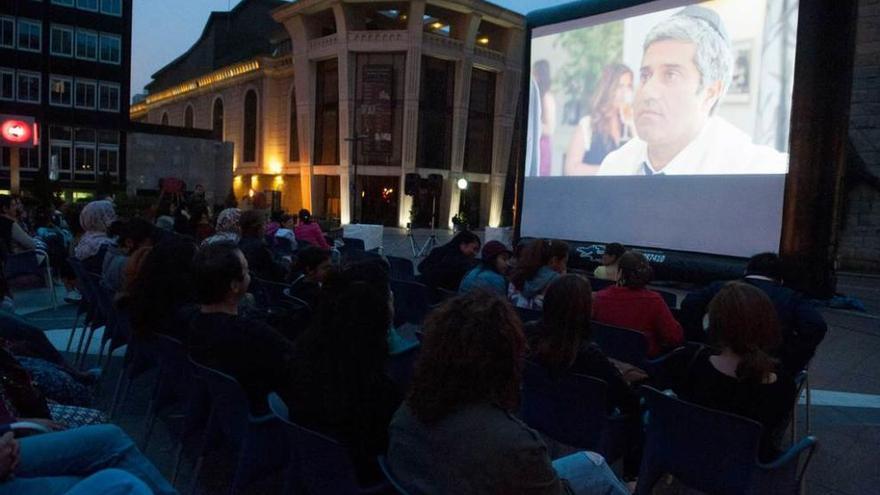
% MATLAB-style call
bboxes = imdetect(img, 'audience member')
[74,200,117,273]
[274,214,298,249]
[389,291,628,495]
[680,252,827,373]
[0,424,176,494]
[458,240,512,297]
[201,208,241,245]
[265,211,282,239]
[417,230,480,291]
[189,242,293,413]
[283,261,401,485]
[508,238,569,310]
[0,195,37,256]
[287,246,331,308]
[238,210,286,282]
[592,251,683,358]
[293,209,330,249]
[102,219,156,293]
[593,242,625,281]
[673,282,796,462]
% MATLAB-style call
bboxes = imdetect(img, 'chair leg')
[73,322,91,367]
[805,376,812,435]
[109,362,130,419]
[65,312,82,352]
[77,326,98,369]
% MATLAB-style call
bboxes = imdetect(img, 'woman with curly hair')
[387,291,628,495]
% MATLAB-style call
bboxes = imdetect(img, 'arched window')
[212,98,224,140]
[160,112,169,125]
[289,87,299,162]
[184,105,194,128]
[243,90,258,163]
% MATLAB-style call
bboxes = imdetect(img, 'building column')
[281,14,317,212]
[399,0,426,227]
[488,29,524,227]
[334,2,355,224]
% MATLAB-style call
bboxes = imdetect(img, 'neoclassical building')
[131,0,524,228]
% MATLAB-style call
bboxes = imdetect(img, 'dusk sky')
[130,0,570,100]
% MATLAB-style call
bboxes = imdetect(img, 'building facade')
[132,0,524,228]
[0,0,131,196]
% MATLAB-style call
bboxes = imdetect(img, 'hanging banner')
[360,65,393,155]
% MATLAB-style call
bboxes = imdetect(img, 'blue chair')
[636,386,817,495]
[189,359,286,495]
[63,258,94,353]
[75,270,110,369]
[386,256,415,281]
[67,259,105,367]
[267,392,387,495]
[390,279,432,327]
[2,248,56,308]
[591,321,684,376]
[521,360,632,463]
[378,455,412,495]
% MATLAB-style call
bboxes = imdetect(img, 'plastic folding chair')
[2,248,57,308]
[591,321,684,376]
[386,256,415,282]
[521,360,633,463]
[267,392,388,495]
[636,386,817,495]
[190,359,286,495]
[68,266,108,368]
[378,455,412,495]
[790,370,812,444]
[390,279,433,327]
[63,258,95,354]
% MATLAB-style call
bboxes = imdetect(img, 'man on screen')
[598,6,788,176]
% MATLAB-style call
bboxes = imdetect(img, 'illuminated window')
[49,75,73,106]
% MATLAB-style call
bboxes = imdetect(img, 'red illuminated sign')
[0,114,37,148]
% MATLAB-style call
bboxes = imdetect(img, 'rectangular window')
[77,0,99,12]
[19,148,39,170]
[75,146,96,179]
[49,75,72,106]
[98,82,119,111]
[51,0,76,6]
[418,56,456,170]
[75,29,97,60]
[463,68,496,174]
[353,53,406,166]
[314,58,339,165]
[100,0,122,16]
[50,143,72,179]
[98,147,118,174]
[50,24,73,56]
[17,19,42,52]
[0,69,14,101]
[0,17,14,49]
[17,72,40,103]
[75,79,96,109]
[98,33,120,64]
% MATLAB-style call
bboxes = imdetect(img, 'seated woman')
[287,246,331,309]
[417,231,481,291]
[74,200,117,273]
[283,261,401,486]
[293,209,330,250]
[188,242,294,414]
[593,242,625,281]
[0,424,175,495]
[592,251,683,358]
[508,239,569,310]
[388,291,628,495]
[528,275,638,414]
[237,210,287,282]
[673,282,797,462]
[201,208,241,246]
[458,241,512,297]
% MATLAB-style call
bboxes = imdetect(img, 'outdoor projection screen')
[520,0,799,257]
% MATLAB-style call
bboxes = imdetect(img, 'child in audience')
[593,242,625,281]
[592,251,683,357]
[287,246,332,309]
[283,260,401,486]
[388,291,629,495]
[458,240,512,296]
[673,282,796,462]
[508,239,569,310]
[417,230,481,291]
[294,209,330,249]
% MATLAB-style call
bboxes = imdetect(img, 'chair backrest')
[378,455,412,495]
[189,357,251,448]
[386,256,415,281]
[67,258,96,304]
[391,279,432,326]
[638,386,775,494]
[2,251,40,279]
[520,359,610,451]
[267,392,370,495]
[591,321,650,368]
[248,275,290,310]
[652,289,677,309]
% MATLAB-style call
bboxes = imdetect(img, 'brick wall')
[839,0,880,273]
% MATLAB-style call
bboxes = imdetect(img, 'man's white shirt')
[597,116,788,175]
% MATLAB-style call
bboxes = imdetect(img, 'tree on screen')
[554,22,623,124]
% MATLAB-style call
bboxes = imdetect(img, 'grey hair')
[643,13,733,110]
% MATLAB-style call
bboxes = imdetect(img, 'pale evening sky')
[130,0,570,100]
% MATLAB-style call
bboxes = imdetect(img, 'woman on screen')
[533,60,557,177]
[564,64,634,176]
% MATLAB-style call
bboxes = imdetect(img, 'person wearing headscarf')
[201,208,242,246]
[74,200,117,273]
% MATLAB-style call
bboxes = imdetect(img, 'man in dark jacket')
[417,231,480,291]
[680,252,828,373]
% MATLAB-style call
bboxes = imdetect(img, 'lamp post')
[344,134,368,223]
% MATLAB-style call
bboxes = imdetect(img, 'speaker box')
[404,173,420,196]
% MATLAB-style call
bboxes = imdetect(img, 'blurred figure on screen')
[564,64,635,176]
[598,6,787,176]
[533,60,557,176]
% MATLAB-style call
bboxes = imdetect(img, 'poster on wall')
[360,65,394,155]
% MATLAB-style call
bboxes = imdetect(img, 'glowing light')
[273,175,284,190]
[477,37,490,45]
[1,120,32,144]
[268,159,283,175]
[381,187,394,202]
[248,189,255,198]
[457,178,468,190]
[431,22,443,29]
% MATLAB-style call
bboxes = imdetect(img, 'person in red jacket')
[294,209,331,249]
[592,251,683,357]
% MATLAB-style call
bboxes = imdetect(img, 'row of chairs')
[2,248,58,308]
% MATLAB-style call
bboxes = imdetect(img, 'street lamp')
[457,178,468,190]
